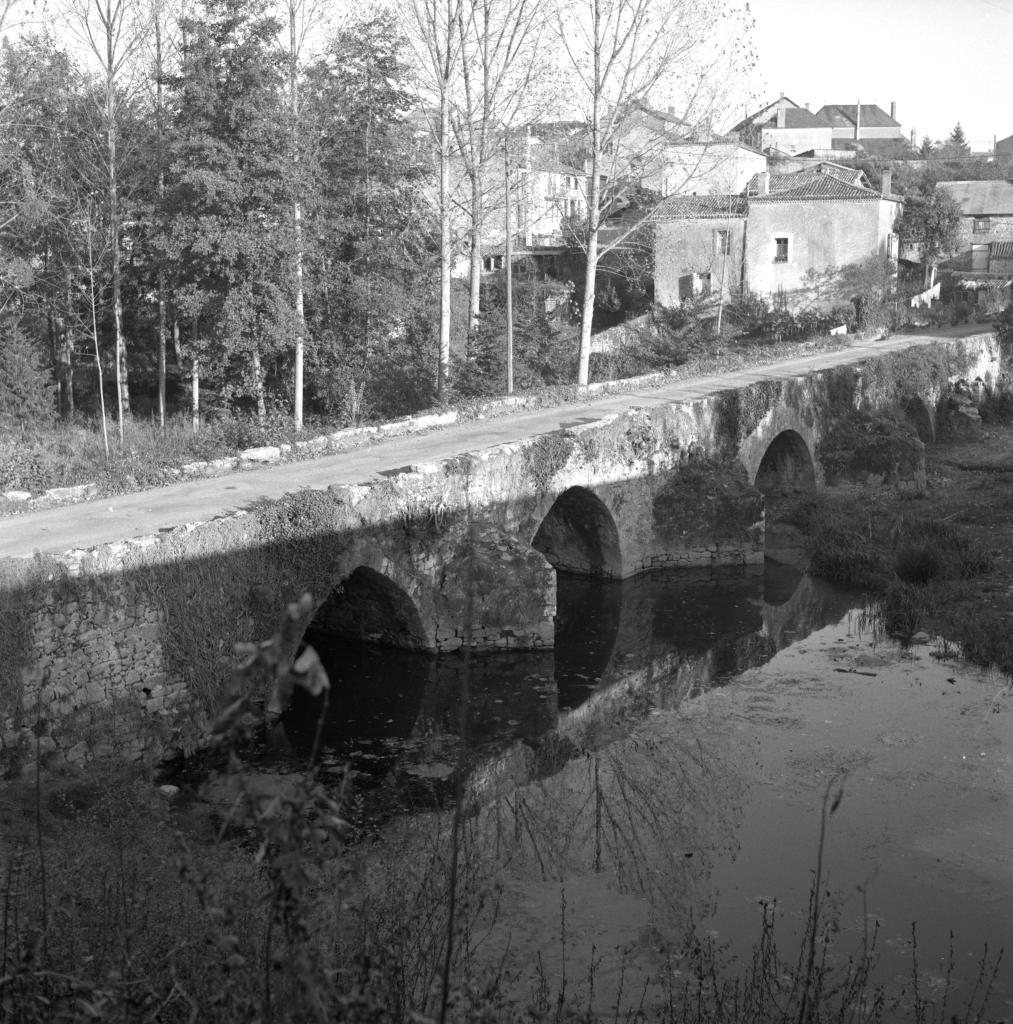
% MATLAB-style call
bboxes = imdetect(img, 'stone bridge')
[0,332,1006,773]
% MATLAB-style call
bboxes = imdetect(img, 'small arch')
[307,566,428,650]
[532,486,622,578]
[754,430,816,497]
[903,396,935,444]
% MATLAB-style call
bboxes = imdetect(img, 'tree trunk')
[438,85,452,399]
[289,1,305,432]
[505,149,513,395]
[155,15,166,429]
[191,352,200,434]
[157,274,167,428]
[252,349,267,423]
[108,77,130,429]
[468,167,482,335]
[577,151,601,388]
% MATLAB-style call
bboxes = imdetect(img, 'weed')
[894,545,941,585]
[524,432,577,490]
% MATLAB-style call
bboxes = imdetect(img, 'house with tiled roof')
[814,102,906,143]
[996,134,1013,160]
[733,96,833,156]
[654,164,902,307]
[936,179,1013,274]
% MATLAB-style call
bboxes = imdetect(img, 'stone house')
[995,134,1013,160]
[654,164,902,309]
[733,96,833,156]
[814,102,906,144]
[654,195,748,304]
[595,102,766,197]
[935,179,1013,272]
[746,167,901,298]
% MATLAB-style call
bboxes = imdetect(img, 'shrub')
[0,320,56,430]
[817,410,922,485]
[894,544,940,584]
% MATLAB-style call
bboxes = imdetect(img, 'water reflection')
[284,560,856,817]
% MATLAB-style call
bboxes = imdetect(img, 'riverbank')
[788,416,1013,675]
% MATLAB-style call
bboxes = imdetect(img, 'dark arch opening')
[284,567,430,773]
[903,397,934,444]
[532,486,622,578]
[307,566,427,650]
[754,430,817,498]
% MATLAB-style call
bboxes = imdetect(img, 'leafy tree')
[160,0,297,422]
[898,186,963,285]
[302,13,440,421]
[939,122,970,158]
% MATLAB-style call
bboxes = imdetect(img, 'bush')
[817,410,922,485]
[894,544,940,584]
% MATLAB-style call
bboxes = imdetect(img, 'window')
[973,216,991,233]
[774,237,789,263]
[714,228,731,256]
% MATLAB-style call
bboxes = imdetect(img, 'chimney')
[855,99,861,141]
[804,101,810,110]
[881,169,892,196]
[757,170,769,196]
[911,128,916,147]
[890,100,896,121]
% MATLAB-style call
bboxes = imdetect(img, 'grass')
[783,485,1013,678]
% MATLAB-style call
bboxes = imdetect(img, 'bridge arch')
[307,565,428,650]
[532,486,622,578]
[753,429,817,497]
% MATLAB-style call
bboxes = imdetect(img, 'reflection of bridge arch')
[753,430,817,497]
[903,396,935,443]
[307,565,428,650]
[532,486,622,578]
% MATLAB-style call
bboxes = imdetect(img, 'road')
[0,325,994,560]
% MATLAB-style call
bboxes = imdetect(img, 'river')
[280,562,1013,1019]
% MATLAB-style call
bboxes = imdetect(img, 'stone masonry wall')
[1,332,1007,776]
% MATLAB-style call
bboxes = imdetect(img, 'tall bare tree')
[556,0,749,386]
[65,0,152,434]
[404,0,465,400]
[452,0,547,336]
[280,0,329,430]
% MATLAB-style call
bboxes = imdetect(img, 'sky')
[745,0,1013,150]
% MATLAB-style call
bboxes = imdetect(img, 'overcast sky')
[745,0,1013,150]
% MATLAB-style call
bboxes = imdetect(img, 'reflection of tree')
[470,718,743,935]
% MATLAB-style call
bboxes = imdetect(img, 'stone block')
[65,741,89,764]
[239,446,282,463]
[44,482,98,502]
[3,490,32,502]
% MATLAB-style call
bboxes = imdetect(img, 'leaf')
[210,696,249,735]
[291,645,330,696]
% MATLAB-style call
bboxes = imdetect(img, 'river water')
[281,563,1013,1018]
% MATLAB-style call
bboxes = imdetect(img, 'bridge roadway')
[0,324,991,561]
